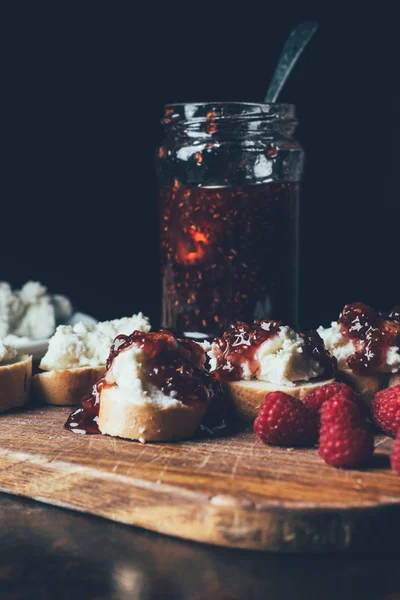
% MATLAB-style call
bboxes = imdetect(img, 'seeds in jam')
[300,330,337,379]
[65,330,220,434]
[107,330,214,405]
[211,320,282,381]
[160,182,299,335]
[388,306,400,323]
[338,303,400,375]
[65,389,101,434]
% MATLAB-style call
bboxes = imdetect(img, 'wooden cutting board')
[1,405,400,552]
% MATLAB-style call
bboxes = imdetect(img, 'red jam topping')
[211,320,336,382]
[65,389,101,434]
[338,302,400,375]
[104,330,212,405]
[211,320,282,381]
[65,330,219,434]
[300,330,337,379]
[388,306,400,322]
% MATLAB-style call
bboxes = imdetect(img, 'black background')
[1,3,396,331]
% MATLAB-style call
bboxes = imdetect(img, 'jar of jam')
[156,102,304,336]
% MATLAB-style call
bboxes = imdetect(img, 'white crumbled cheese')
[14,295,56,340]
[40,313,151,371]
[317,321,400,373]
[208,325,324,386]
[386,346,400,373]
[0,340,18,364]
[18,281,48,304]
[0,318,8,339]
[2,334,31,344]
[208,350,218,372]
[104,345,182,407]
[0,282,24,337]
[51,294,73,322]
[241,361,252,379]
[196,340,212,354]
[317,321,356,368]
[256,326,323,386]
[0,280,73,340]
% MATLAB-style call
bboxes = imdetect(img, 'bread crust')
[389,373,400,387]
[337,368,387,407]
[32,366,106,406]
[224,378,335,422]
[0,355,32,414]
[98,386,208,442]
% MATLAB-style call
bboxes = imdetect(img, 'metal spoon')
[264,20,319,103]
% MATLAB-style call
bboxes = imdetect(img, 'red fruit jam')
[65,330,220,434]
[300,330,337,379]
[211,320,282,381]
[211,320,336,382]
[65,389,101,434]
[338,302,400,375]
[161,182,299,335]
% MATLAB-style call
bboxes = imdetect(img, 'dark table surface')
[0,493,399,600]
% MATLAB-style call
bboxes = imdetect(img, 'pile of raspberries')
[254,382,400,471]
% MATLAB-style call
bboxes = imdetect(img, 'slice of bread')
[0,354,32,414]
[337,369,388,407]
[32,366,106,406]
[223,378,335,423]
[98,386,208,442]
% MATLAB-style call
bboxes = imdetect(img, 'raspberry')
[303,382,355,412]
[320,393,365,427]
[318,395,374,468]
[304,382,369,420]
[371,385,400,437]
[318,423,374,468]
[254,391,318,447]
[391,433,400,474]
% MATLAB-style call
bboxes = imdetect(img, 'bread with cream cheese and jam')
[317,303,400,405]
[207,320,337,422]
[65,330,220,442]
[33,313,150,405]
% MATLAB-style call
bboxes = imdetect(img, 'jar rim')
[162,102,296,127]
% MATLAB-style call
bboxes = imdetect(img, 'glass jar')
[156,102,304,337]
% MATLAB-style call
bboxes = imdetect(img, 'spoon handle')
[264,20,319,104]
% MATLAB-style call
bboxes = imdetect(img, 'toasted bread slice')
[98,386,208,442]
[223,378,335,423]
[0,354,32,414]
[337,369,388,407]
[33,366,106,406]
[389,373,400,387]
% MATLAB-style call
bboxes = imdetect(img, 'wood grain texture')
[1,406,400,552]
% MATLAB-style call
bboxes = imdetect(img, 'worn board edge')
[1,445,400,552]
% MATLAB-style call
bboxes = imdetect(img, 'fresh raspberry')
[254,391,318,446]
[318,423,374,468]
[318,395,374,468]
[303,382,355,412]
[391,432,400,474]
[304,382,369,421]
[371,385,400,436]
[319,393,365,427]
